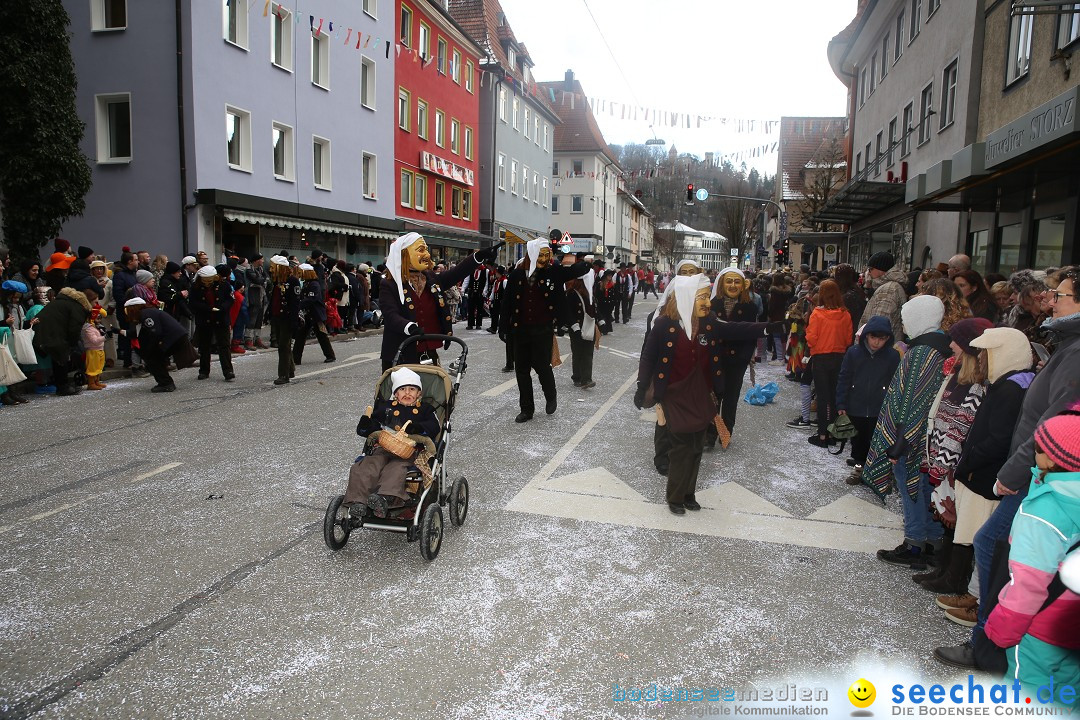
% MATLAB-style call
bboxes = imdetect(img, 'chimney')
[564,69,574,91]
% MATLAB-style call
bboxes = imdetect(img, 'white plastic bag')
[0,338,27,386]
[11,328,36,365]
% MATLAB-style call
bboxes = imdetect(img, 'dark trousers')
[503,335,515,370]
[719,360,748,433]
[811,352,844,437]
[467,293,485,327]
[195,323,233,376]
[568,329,594,384]
[653,422,672,472]
[271,317,295,380]
[50,355,72,390]
[117,319,132,366]
[849,415,876,466]
[141,343,173,387]
[623,293,634,321]
[513,326,556,414]
[666,428,706,505]
[489,300,501,333]
[613,295,623,323]
[293,315,335,363]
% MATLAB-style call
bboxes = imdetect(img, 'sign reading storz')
[984,86,1078,168]
[420,151,475,186]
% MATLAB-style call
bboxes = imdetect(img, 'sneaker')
[876,542,923,568]
[786,417,812,429]
[933,642,977,669]
[130,366,150,378]
[808,435,832,448]
[845,465,863,485]
[944,605,978,627]
[935,593,978,611]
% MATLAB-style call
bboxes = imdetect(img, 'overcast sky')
[498,0,853,176]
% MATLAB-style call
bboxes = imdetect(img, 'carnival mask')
[678,264,702,277]
[405,239,433,272]
[694,288,712,318]
[721,274,744,299]
[536,247,553,269]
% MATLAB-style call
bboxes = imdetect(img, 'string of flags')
[578,94,780,134]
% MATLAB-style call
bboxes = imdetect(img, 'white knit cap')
[391,367,423,395]
[270,255,289,267]
[900,295,945,338]
[124,297,147,307]
[196,265,217,278]
[298,263,314,271]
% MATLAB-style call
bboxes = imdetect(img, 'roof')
[537,77,621,168]
[655,222,703,235]
[779,117,847,201]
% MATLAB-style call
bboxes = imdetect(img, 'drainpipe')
[487,73,501,254]
[175,0,190,256]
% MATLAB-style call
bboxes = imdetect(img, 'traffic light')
[776,246,786,264]
[686,184,695,203]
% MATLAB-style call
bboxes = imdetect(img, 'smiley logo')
[848,679,876,709]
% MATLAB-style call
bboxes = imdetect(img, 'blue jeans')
[972,487,1027,632]
[895,460,942,545]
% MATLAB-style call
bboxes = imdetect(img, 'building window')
[223,0,248,48]
[511,160,518,195]
[1058,5,1080,49]
[542,178,548,208]
[940,60,957,130]
[859,68,867,106]
[524,108,531,139]
[91,0,126,31]
[874,131,884,176]
[311,31,329,89]
[398,88,410,132]
[571,195,583,213]
[864,142,872,173]
[437,38,447,74]
[552,195,559,213]
[887,116,898,167]
[361,57,376,109]
[400,5,412,47]
[855,152,862,174]
[462,190,472,221]
[313,136,331,189]
[362,152,377,198]
[400,169,414,207]
[507,46,516,68]
[498,153,506,190]
[895,10,905,61]
[869,54,877,95]
[543,124,549,151]
[414,174,427,212]
[363,0,377,18]
[918,83,933,146]
[95,93,131,163]
[552,160,559,176]
[450,118,460,154]
[418,22,430,60]
[464,126,473,160]
[465,61,474,93]
[880,35,889,80]
[901,102,914,156]
[451,50,461,84]
[226,105,251,172]
[1006,14,1033,86]
[451,186,463,218]
[434,181,445,214]
[271,5,293,71]
[498,85,507,121]
[435,110,444,147]
[417,100,429,140]
[512,97,519,130]
[521,165,529,201]
[532,172,539,205]
[910,0,922,42]
[572,159,583,176]
[272,122,295,181]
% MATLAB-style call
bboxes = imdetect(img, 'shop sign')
[984,86,1078,168]
[420,151,475,186]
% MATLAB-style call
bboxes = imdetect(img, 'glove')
[356,415,379,436]
[633,383,646,410]
[404,322,422,336]
[474,241,506,264]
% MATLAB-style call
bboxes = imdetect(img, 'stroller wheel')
[419,503,444,561]
[323,494,351,551]
[449,477,469,527]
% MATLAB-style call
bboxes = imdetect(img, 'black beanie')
[165,261,182,274]
[868,251,895,272]
[78,245,94,259]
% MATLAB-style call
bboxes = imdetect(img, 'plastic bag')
[11,328,37,365]
[0,338,28,386]
[743,381,779,406]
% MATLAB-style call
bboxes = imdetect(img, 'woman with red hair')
[806,279,853,447]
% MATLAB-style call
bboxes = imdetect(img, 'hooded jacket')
[805,306,853,356]
[31,287,92,360]
[836,315,900,418]
[997,313,1080,492]
[984,469,1080,650]
[859,268,909,341]
[766,282,794,322]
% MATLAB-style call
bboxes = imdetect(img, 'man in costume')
[707,268,761,448]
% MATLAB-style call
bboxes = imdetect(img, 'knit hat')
[54,238,71,254]
[969,326,1033,383]
[270,255,289,267]
[250,253,263,263]
[181,255,197,265]
[77,245,94,259]
[390,367,423,395]
[1034,412,1080,472]
[72,275,102,299]
[196,265,217,278]
[948,317,993,356]
[136,269,154,284]
[45,252,74,272]
[122,246,132,253]
[164,261,181,274]
[298,263,314,271]
[900,295,945,338]
[868,251,895,272]
[124,297,147,307]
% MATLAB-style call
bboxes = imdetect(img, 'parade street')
[1,314,972,719]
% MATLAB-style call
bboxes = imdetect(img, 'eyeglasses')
[1047,291,1075,303]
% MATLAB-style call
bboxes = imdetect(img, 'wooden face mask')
[720,273,744,299]
[404,239,432,272]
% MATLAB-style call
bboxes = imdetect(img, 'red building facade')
[395,0,482,252]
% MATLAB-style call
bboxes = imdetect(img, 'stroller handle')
[391,333,469,367]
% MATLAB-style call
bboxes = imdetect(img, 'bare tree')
[787,135,846,233]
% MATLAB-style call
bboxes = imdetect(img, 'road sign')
[694,188,710,202]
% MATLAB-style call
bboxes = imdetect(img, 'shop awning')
[788,232,849,247]
[811,178,907,225]
[401,219,498,250]
[224,209,398,242]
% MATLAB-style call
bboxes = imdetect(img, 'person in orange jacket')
[805,279,853,447]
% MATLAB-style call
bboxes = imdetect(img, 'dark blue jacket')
[137,308,188,352]
[299,278,327,323]
[835,314,901,418]
[188,278,234,328]
[111,266,137,311]
[710,298,760,366]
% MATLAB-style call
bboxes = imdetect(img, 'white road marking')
[505,373,902,554]
[130,462,183,484]
[479,348,572,398]
[605,347,638,359]
[293,352,380,379]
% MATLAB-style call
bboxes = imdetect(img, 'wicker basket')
[378,420,418,459]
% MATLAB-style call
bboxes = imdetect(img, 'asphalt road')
[0,308,973,719]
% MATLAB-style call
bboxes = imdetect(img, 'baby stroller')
[323,334,469,561]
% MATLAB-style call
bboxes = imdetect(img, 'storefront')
[813,178,912,271]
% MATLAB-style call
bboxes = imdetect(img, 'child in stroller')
[343,367,440,518]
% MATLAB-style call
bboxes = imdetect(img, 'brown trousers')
[665,428,706,505]
[343,447,413,506]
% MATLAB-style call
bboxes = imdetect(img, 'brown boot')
[86,374,104,390]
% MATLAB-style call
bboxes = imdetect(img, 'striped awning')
[223,210,398,242]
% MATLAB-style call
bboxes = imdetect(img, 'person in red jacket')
[806,279,853,447]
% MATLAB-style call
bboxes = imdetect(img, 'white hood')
[386,232,423,304]
[668,274,710,340]
[711,268,746,300]
[526,237,549,278]
[655,259,700,312]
